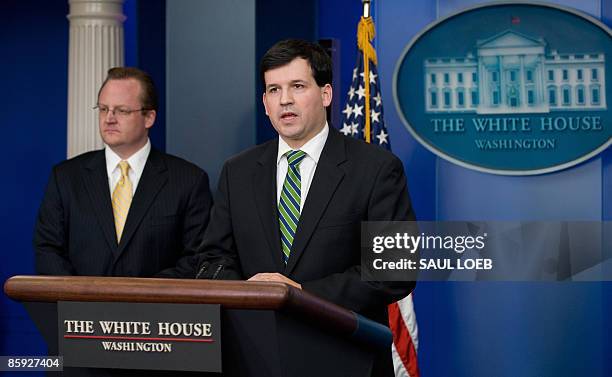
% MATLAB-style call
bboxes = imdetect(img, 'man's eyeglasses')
[94,105,151,118]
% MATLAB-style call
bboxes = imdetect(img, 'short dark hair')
[260,39,332,88]
[98,67,158,111]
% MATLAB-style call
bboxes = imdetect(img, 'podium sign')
[58,301,221,372]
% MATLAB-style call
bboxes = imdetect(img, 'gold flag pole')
[358,0,377,143]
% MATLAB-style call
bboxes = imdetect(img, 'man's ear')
[321,84,332,107]
[262,92,269,115]
[145,110,156,129]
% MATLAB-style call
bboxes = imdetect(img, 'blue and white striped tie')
[278,150,306,264]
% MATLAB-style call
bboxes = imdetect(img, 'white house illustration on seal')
[424,30,607,114]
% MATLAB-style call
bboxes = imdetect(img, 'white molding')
[67,0,125,158]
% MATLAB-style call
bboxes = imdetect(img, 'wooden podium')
[4,275,391,376]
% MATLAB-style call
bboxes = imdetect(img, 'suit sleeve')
[157,163,242,279]
[178,170,213,256]
[34,168,76,275]
[300,156,416,314]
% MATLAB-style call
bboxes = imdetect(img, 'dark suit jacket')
[34,148,212,277]
[166,128,416,321]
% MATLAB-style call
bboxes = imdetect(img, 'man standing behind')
[164,39,415,374]
[35,67,212,277]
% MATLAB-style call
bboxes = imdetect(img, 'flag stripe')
[389,295,419,377]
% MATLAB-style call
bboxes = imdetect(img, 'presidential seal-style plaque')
[394,2,611,175]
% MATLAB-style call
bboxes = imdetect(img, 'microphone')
[195,261,226,280]
[211,264,224,280]
[195,261,210,279]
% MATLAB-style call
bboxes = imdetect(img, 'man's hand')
[248,273,302,289]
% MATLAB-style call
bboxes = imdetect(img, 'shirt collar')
[105,139,151,177]
[276,122,329,165]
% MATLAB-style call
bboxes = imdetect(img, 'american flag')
[339,33,389,147]
[340,16,420,377]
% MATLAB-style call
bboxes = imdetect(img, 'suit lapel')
[115,148,168,258]
[83,151,118,255]
[285,128,346,275]
[253,141,285,272]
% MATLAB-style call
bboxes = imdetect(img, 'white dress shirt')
[276,123,329,211]
[105,139,151,195]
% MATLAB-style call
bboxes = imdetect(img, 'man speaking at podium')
[34,67,213,278]
[163,39,416,375]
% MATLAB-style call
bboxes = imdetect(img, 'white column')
[535,60,541,104]
[478,59,487,109]
[598,65,607,108]
[519,55,526,109]
[498,56,505,106]
[67,0,125,158]
[539,55,546,104]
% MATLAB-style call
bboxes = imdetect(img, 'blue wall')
[0,0,68,360]
[316,0,363,128]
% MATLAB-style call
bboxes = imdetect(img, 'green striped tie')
[279,150,306,264]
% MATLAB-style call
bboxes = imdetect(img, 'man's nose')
[104,109,117,122]
[280,89,293,106]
